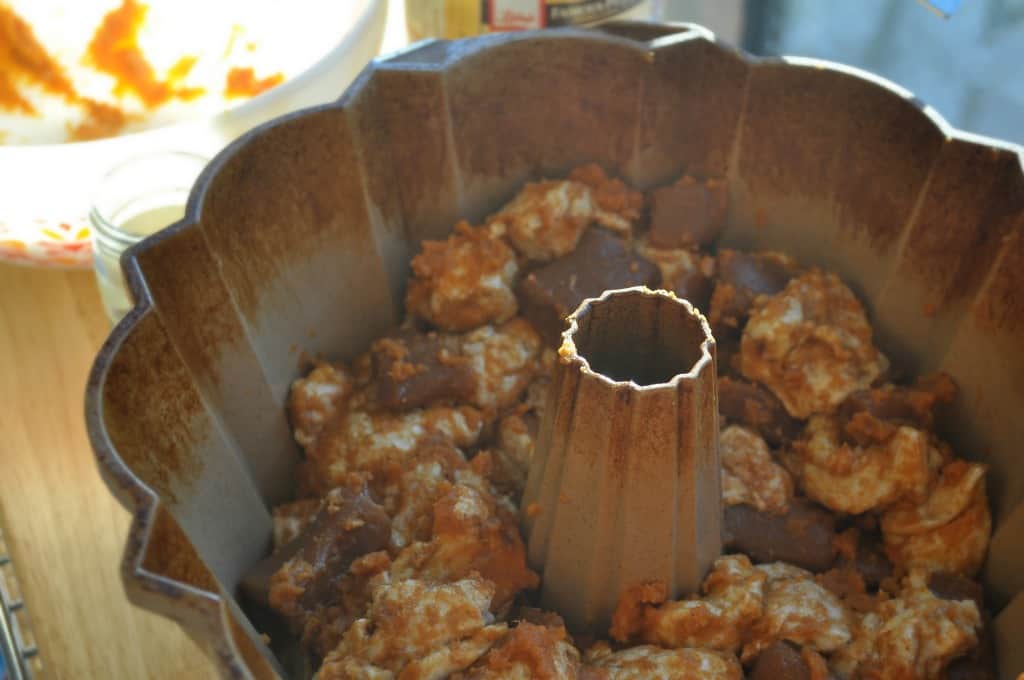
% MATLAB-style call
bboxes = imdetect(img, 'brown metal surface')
[522,287,720,632]
[82,21,1024,679]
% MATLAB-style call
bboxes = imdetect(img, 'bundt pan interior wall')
[84,22,1024,679]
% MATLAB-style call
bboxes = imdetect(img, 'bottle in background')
[406,0,659,41]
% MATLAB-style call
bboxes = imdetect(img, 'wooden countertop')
[0,265,218,679]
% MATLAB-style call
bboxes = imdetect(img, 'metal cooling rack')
[0,515,41,680]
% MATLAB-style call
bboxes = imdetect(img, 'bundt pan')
[84,21,1024,679]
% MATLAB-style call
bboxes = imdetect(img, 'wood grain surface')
[0,265,218,679]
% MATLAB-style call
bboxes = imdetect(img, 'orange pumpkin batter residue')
[0,3,133,141]
[1,0,274,144]
[167,55,197,81]
[0,4,78,113]
[167,55,205,101]
[86,0,205,108]
[224,66,283,99]
[69,99,127,142]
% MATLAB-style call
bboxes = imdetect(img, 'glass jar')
[89,151,208,324]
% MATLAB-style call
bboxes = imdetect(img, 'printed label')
[489,0,546,31]
[406,0,646,41]
[544,0,644,26]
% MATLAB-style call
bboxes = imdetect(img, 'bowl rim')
[83,20,1024,678]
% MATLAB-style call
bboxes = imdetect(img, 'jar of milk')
[89,151,208,323]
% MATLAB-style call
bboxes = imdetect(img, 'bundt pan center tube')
[522,286,721,634]
[83,20,1024,680]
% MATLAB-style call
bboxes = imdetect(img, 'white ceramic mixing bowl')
[0,0,387,267]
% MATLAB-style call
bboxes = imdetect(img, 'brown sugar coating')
[816,566,880,616]
[369,318,542,414]
[488,173,642,262]
[583,643,742,680]
[372,438,479,551]
[489,181,595,260]
[454,621,581,679]
[258,167,995,679]
[460,318,543,411]
[831,570,982,679]
[740,269,889,418]
[304,404,484,495]
[720,425,794,515]
[741,563,853,662]
[407,222,520,332]
[789,415,945,515]
[270,498,320,550]
[611,555,766,653]
[475,362,551,499]
[709,249,801,339]
[317,576,509,679]
[567,163,645,227]
[288,361,354,449]
[881,460,991,576]
[487,411,540,497]
[388,484,539,612]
